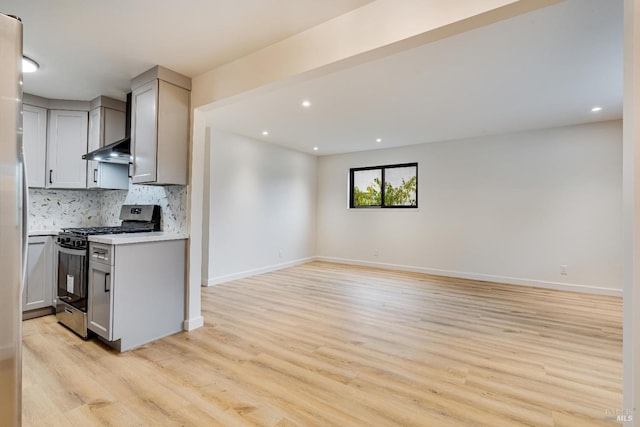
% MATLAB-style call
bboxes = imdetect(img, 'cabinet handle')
[104,272,110,293]
[49,169,53,184]
[93,168,98,183]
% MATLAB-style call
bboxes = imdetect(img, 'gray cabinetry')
[88,243,113,339]
[87,238,186,351]
[23,94,93,189]
[47,109,88,188]
[131,66,190,185]
[23,236,55,317]
[22,104,47,188]
[87,96,127,190]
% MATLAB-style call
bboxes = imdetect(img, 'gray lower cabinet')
[87,239,185,351]
[23,236,56,318]
[88,247,113,339]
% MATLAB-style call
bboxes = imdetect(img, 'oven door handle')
[104,272,110,293]
[57,245,87,257]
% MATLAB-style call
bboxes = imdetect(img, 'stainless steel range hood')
[82,136,131,164]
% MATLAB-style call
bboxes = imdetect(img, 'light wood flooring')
[22,261,622,426]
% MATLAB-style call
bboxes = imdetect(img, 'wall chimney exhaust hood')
[82,136,131,164]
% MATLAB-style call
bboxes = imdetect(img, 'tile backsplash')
[101,185,187,233]
[29,185,187,234]
[29,189,102,230]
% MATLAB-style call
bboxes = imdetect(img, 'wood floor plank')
[22,261,622,426]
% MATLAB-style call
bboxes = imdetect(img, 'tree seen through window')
[350,163,417,208]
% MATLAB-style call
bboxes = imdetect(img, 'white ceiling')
[3,0,373,100]
[3,0,623,156]
[207,0,623,156]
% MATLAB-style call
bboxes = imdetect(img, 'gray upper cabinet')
[23,95,91,189]
[131,66,191,186]
[87,96,127,189]
[47,109,88,189]
[22,104,47,188]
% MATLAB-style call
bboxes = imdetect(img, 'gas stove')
[61,225,156,236]
[57,205,161,250]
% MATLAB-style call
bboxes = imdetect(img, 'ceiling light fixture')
[262,130,269,136]
[376,138,382,143]
[301,100,311,108]
[591,106,602,112]
[22,56,39,73]
[313,147,319,151]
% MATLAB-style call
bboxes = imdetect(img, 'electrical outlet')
[278,249,283,259]
[560,265,568,275]
[374,249,379,257]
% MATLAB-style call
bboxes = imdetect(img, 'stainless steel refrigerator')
[0,12,26,427]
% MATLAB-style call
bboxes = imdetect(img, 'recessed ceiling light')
[376,138,382,143]
[301,100,311,108]
[262,130,269,136]
[591,106,602,112]
[22,56,39,73]
[313,147,319,151]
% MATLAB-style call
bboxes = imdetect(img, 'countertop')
[28,230,60,237]
[88,232,188,245]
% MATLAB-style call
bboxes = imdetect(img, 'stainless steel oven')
[56,244,89,338]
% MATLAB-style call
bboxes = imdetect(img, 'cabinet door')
[23,236,54,311]
[155,80,189,185]
[23,104,47,188]
[131,80,158,184]
[87,107,127,188]
[47,110,88,188]
[88,261,113,340]
[86,108,102,189]
[103,107,126,144]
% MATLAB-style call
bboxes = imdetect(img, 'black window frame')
[349,162,418,209]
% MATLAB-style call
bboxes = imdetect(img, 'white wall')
[204,130,317,285]
[317,120,623,294]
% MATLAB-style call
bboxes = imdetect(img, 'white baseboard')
[183,315,204,331]
[204,257,316,286]
[316,256,622,297]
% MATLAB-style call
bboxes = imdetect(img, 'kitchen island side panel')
[112,239,185,351]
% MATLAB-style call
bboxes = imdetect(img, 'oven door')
[57,245,88,311]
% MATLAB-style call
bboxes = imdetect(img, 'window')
[350,163,418,208]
